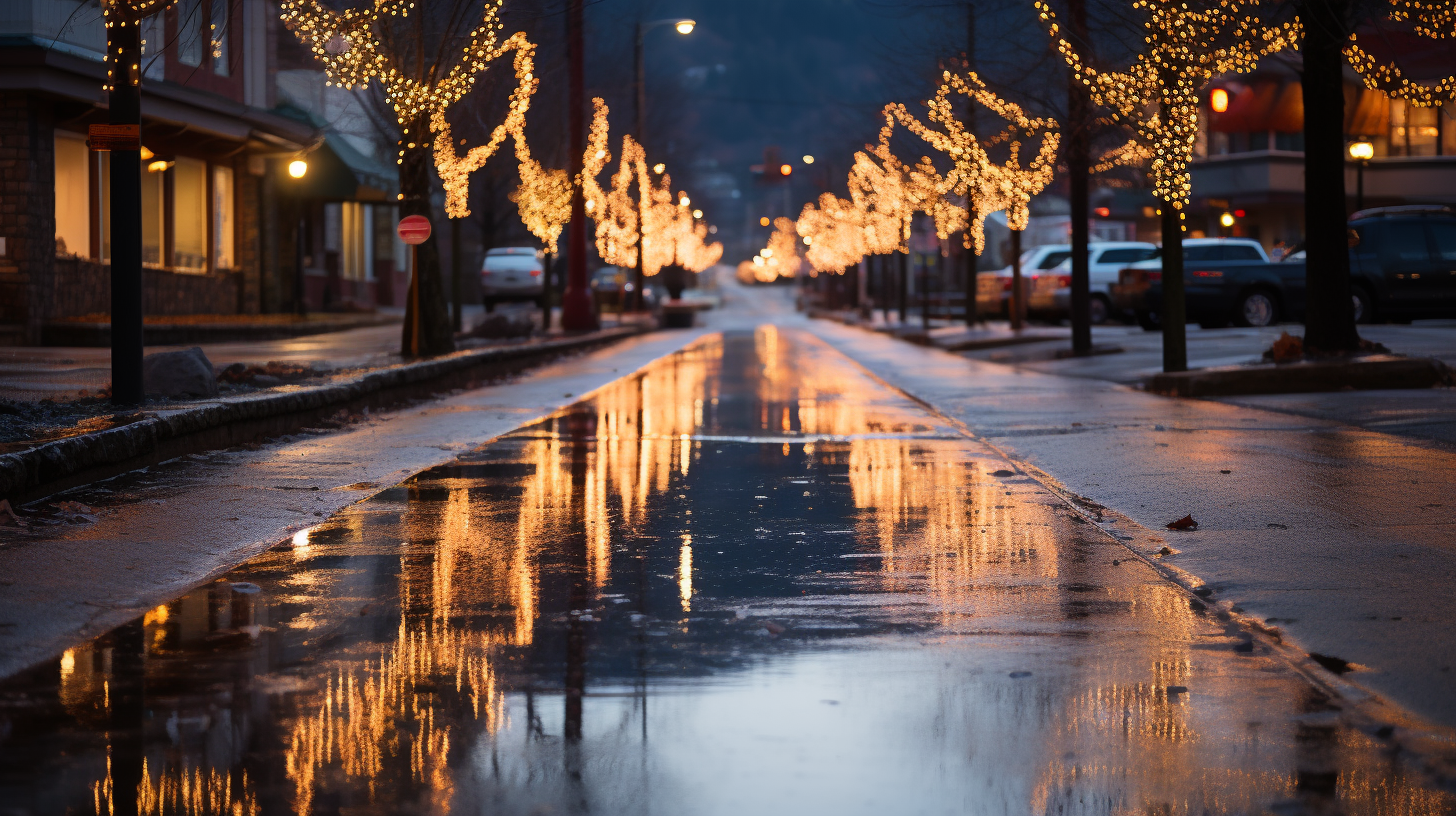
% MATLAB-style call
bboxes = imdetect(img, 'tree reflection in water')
[0,328,1451,815]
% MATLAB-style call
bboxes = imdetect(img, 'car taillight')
[1000,278,1014,291]
[529,269,542,277]
[1192,270,1222,278]
[1052,275,1071,288]
[480,269,493,276]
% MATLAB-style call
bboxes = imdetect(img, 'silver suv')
[481,247,545,312]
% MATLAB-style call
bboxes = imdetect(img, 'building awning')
[271,105,396,201]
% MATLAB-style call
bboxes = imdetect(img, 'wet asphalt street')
[1,327,1453,815]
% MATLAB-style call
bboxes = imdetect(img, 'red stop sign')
[397,214,432,245]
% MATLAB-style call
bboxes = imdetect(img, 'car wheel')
[1235,290,1279,327]
[1088,295,1110,325]
[1352,287,1374,324]
[1136,310,1161,331]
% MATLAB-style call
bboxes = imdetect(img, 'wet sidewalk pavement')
[2,327,1451,815]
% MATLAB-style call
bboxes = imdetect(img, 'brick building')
[0,0,407,346]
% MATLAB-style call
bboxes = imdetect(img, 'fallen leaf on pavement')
[1166,514,1198,531]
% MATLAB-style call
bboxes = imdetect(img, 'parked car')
[976,245,1072,318]
[1111,206,1456,329]
[591,266,659,310]
[481,247,545,312]
[1026,241,1158,323]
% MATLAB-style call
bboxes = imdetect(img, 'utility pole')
[1067,0,1093,355]
[963,1,979,327]
[107,11,145,405]
[632,23,648,312]
[1160,66,1187,373]
[561,0,598,330]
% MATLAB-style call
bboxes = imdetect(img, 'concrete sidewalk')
[0,305,644,402]
[806,318,1456,733]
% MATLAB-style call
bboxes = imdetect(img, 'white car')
[975,245,1072,318]
[1027,241,1159,323]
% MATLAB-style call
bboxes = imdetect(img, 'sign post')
[104,17,145,405]
[397,215,432,357]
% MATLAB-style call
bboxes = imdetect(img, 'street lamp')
[1348,140,1374,212]
[288,157,310,317]
[632,17,697,310]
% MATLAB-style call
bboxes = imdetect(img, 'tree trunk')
[399,115,454,356]
[1066,0,1093,354]
[1299,0,1360,354]
[1160,205,1187,372]
[897,251,908,323]
[450,216,462,332]
[1010,228,1024,331]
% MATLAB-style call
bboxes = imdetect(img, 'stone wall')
[52,257,242,319]
[0,92,56,343]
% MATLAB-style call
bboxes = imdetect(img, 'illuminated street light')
[692,209,703,219]
[759,216,770,226]
[779,164,792,176]
[675,19,696,34]
[288,159,309,179]
[1220,212,1235,228]
[1348,141,1374,161]
[802,155,814,164]
[1210,88,1229,113]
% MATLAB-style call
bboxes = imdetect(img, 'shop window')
[210,0,230,76]
[213,165,235,269]
[1273,132,1303,152]
[172,158,208,272]
[339,202,372,281]
[1444,106,1455,156]
[142,164,164,266]
[178,0,204,67]
[1389,99,1440,156]
[54,133,90,258]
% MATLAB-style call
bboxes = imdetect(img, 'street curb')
[0,326,643,505]
[39,314,402,347]
[1144,354,1452,397]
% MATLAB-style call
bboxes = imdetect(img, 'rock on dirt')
[143,347,220,399]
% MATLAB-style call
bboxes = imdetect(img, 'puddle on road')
[1,327,1451,815]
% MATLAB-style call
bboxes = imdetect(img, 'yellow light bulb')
[288,159,308,178]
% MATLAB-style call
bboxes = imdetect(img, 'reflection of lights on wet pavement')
[0,328,1452,814]
[679,533,694,612]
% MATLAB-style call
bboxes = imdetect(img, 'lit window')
[141,164,164,266]
[173,157,208,271]
[213,164,235,269]
[54,133,90,258]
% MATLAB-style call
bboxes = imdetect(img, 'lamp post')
[631,17,695,311]
[562,0,597,331]
[1348,140,1374,212]
[288,159,309,317]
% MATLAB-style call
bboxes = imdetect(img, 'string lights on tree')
[892,70,1059,252]
[431,35,537,219]
[1346,0,1456,106]
[1034,0,1295,211]
[102,0,176,92]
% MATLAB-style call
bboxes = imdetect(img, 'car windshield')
[1097,248,1156,263]
[484,255,539,271]
[1225,245,1264,261]
[1037,251,1072,269]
